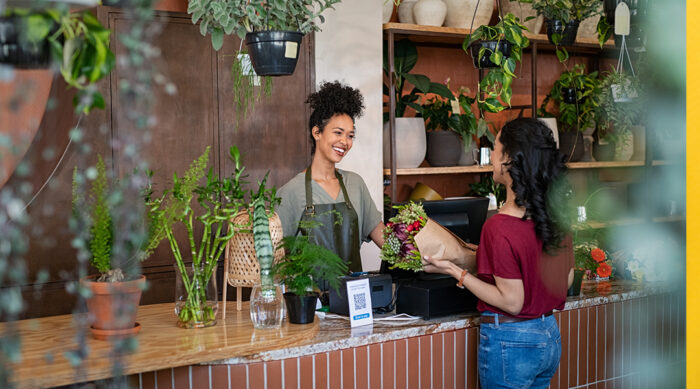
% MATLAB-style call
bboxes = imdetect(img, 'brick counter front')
[10,281,684,388]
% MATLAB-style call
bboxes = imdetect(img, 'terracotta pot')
[80,275,145,339]
[443,0,493,29]
[413,0,447,27]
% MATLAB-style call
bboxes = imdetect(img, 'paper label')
[450,99,461,115]
[347,278,373,327]
[285,41,299,59]
[614,3,630,36]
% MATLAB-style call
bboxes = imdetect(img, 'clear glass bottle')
[249,283,284,329]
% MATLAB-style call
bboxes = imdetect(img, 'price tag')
[450,99,461,115]
[346,278,373,327]
[285,41,299,59]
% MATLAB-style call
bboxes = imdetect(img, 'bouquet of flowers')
[381,202,477,272]
[574,242,613,280]
[380,202,428,271]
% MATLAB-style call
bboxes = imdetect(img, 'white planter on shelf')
[413,0,447,27]
[398,0,418,23]
[383,118,427,169]
[383,0,395,23]
[614,130,634,161]
[501,0,542,34]
[537,117,559,148]
[443,0,493,29]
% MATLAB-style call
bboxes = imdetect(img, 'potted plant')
[273,234,348,324]
[539,64,600,162]
[420,96,461,167]
[0,8,115,114]
[595,66,644,161]
[524,0,602,47]
[463,13,530,113]
[145,146,246,328]
[72,155,147,340]
[382,39,453,169]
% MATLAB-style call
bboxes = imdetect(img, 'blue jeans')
[478,312,561,389]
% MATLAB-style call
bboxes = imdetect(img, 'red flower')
[596,262,612,278]
[591,248,606,263]
[407,225,414,232]
[412,221,421,230]
[596,281,612,296]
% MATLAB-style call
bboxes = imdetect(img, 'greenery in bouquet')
[574,241,613,280]
[380,202,428,272]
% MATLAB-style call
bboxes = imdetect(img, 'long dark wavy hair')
[306,81,365,154]
[499,118,572,252]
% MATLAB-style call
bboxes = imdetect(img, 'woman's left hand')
[422,255,456,275]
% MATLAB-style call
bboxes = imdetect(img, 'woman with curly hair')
[276,81,384,274]
[423,118,574,388]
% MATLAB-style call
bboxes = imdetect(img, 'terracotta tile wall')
[129,293,684,389]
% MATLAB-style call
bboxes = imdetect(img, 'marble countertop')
[9,280,670,388]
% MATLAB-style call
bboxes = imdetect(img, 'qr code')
[353,293,367,311]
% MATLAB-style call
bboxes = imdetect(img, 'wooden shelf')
[382,23,615,52]
[384,160,645,176]
[652,215,685,223]
[651,160,682,166]
[575,218,647,230]
[567,161,645,169]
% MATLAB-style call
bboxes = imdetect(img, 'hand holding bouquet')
[381,202,477,273]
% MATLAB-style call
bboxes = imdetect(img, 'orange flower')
[596,262,612,278]
[591,248,606,263]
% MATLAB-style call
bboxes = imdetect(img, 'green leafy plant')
[539,64,600,132]
[463,13,530,113]
[146,146,247,327]
[7,8,115,114]
[383,39,453,121]
[595,66,644,143]
[273,235,348,296]
[524,0,601,23]
[469,174,506,207]
[596,15,612,48]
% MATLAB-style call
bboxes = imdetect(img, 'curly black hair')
[306,81,365,154]
[499,118,572,252]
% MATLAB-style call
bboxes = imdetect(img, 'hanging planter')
[245,30,304,76]
[603,0,647,48]
[468,40,512,69]
[545,19,580,46]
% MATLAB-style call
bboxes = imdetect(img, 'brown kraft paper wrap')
[414,218,477,273]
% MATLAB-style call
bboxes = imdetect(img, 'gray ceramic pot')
[427,131,461,167]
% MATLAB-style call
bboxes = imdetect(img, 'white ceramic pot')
[443,0,493,29]
[501,0,542,34]
[383,0,395,23]
[383,118,427,169]
[413,0,447,27]
[578,3,603,39]
[614,130,634,161]
[398,0,418,23]
[537,117,559,148]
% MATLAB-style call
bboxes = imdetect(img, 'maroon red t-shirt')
[476,213,573,318]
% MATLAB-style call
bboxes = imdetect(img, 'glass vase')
[249,283,284,329]
[174,264,218,329]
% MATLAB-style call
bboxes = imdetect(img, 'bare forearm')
[370,222,385,247]
[444,262,524,315]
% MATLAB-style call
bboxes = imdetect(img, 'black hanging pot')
[245,30,303,76]
[546,19,580,46]
[567,269,585,296]
[0,15,53,69]
[283,292,319,324]
[469,40,512,69]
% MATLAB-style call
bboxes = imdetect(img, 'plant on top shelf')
[1,8,115,114]
[595,66,644,152]
[463,13,530,114]
[539,64,600,133]
[273,231,348,324]
[521,0,602,60]
[383,39,454,121]
[145,146,247,328]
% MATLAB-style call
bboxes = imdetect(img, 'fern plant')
[273,235,348,296]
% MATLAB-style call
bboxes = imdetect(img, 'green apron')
[296,167,362,273]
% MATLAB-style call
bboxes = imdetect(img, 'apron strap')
[304,168,314,215]
[335,169,354,210]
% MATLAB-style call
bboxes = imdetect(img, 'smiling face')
[313,113,355,164]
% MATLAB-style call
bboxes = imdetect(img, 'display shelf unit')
[383,22,618,201]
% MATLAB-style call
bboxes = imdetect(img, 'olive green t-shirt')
[276,169,382,246]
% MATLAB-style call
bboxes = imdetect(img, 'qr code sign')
[353,293,367,311]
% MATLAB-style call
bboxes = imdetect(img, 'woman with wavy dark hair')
[423,118,573,388]
[277,81,384,275]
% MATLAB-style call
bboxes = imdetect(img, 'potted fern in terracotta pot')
[73,156,147,340]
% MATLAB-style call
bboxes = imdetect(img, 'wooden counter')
[9,281,683,388]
